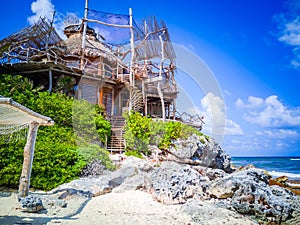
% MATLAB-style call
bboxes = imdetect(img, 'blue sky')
[1,0,300,156]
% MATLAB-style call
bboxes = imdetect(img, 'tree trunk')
[18,122,39,198]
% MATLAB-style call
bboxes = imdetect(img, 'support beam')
[18,122,39,198]
[81,0,89,69]
[157,81,165,121]
[112,88,115,116]
[129,8,135,112]
[158,32,165,121]
[142,80,147,116]
[48,69,52,92]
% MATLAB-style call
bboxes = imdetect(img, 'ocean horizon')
[231,156,300,180]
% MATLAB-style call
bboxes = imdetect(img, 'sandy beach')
[0,189,259,225]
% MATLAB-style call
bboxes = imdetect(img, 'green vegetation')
[0,74,206,190]
[123,111,152,155]
[77,144,115,170]
[124,150,143,158]
[0,74,113,191]
[73,99,111,144]
[123,111,204,155]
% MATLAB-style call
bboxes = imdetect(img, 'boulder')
[55,157,153,197]
[55,164,138,197]
[19,195,44,212]
[119,156,153,172]
[113,173,151,193]
[206,168,270,199]
[192,166,226,180]
[206,168,300,223]
[169,135,200,159]
[150,161,208,204]
[168,134,232,172]
[206,168,226,180]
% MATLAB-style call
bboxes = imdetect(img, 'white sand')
[0,190,258,225]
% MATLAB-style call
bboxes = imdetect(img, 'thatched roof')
[57,35,121,63]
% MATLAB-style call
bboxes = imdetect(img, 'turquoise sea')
[231,157,300,180]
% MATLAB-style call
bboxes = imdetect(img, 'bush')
[0,126,86,191]
[77,144,115,170]
[0,74,38,108]
[0,74,113,191]
[124,150,143,159]
[73,99,111,144]
[0,133,26,187]
[123,111,152,155]
[31,126,85,190]
[33,92,74,127]
[123,112,205,154]
[159,121,182,149]
[149,120,166,146]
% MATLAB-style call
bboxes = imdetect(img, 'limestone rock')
[206,168,270,199]
[80,158,108,177]
[168,134,232,172]
[150,162,207,204]
[19,195,44,212]
[207,168,300,223]
[113,173,151,193]
[119,156,153,172]
[206,168,226,180]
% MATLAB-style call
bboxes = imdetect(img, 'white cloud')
[27,0,77,39]
[278,18,300,46]
[275,1,300,68]
[236,95,300,127]
[196,92,243,136]
[256,129,298,139]
[225,119,244,135]
[235,96,264,108]
[27,0,55,25]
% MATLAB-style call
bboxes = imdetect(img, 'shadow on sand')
[0,190,91,225]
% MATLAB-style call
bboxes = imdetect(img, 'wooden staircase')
[107,116,126,153]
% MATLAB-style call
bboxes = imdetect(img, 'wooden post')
[157,81,165,121]
[129,8,134,112]
[158,33,166,121]
[141,79,146,116]
[173,100,176,120]
[112,88,115,116]
[48,68,52,92]
[81,0,89,70]
[18,122,39,198]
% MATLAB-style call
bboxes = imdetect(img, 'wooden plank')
[144,76,163,84]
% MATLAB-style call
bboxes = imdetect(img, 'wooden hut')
[0,5,205,151]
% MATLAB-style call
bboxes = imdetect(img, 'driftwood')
[18,122,39,198]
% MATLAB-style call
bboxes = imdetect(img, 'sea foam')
[269,170,300,179]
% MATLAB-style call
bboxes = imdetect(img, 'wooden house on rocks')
[0,1,203,151]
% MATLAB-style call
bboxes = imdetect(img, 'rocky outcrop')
[168,134,232,172]
[51,156,300,224]
[206,168,270,199]
[206,168,300,223]
[55,156,151,197]
[150,161,208,204]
